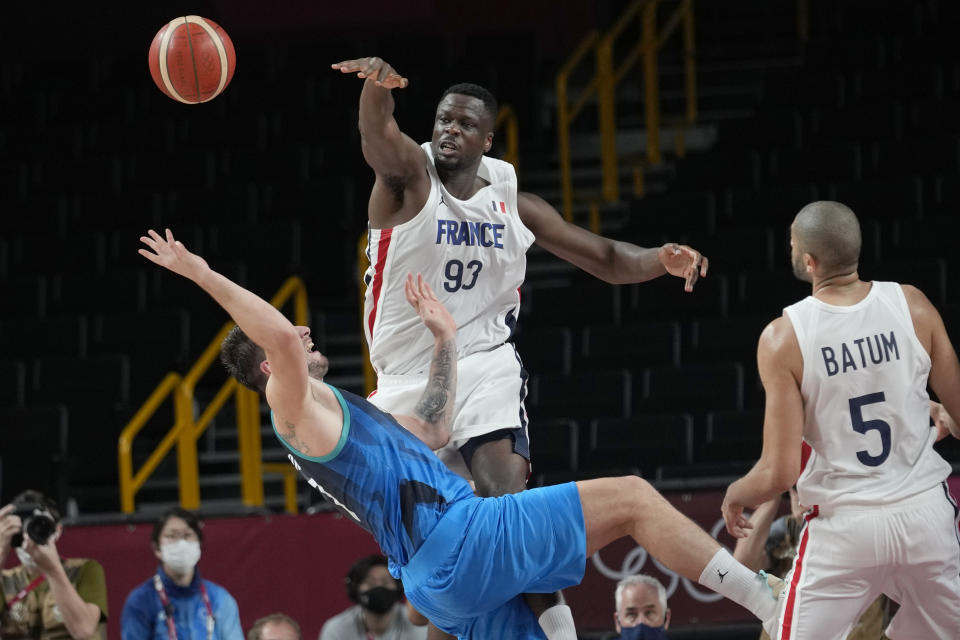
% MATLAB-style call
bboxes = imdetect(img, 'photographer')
[0,490,107,639]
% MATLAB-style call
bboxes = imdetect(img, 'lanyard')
[8,575,46,607]
[153,574,215,640]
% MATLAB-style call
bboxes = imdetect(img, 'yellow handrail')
[262,462,299,514]
[118,372,183,514]
[495,104,520,172]
[118,276,308,513]
[796,0,809,43]
[557,29,601,222]
[556,0,697,219]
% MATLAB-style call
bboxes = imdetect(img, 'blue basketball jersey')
[271,384,475,574]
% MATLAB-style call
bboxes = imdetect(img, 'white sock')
[537,604,577,640]
[698,548,777,623]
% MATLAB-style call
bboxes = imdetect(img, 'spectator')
[613,575,670,640]
[0,490,107,639]
[121,507,243,639]
[733,489,892,640]
[248,613,301,640]
[319,555,426,640]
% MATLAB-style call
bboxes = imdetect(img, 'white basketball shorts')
[775,482,960,640]
[367,342,530,451]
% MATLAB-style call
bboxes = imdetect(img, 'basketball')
[148,15,236,104]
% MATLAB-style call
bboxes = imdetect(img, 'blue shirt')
[272,385,475,576]
[121,568,243,640]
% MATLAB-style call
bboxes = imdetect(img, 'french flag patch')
[491,200,506,213]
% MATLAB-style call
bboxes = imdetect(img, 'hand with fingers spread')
[405,273,456,341]
[138,228,210,282]
[658,243,709,292]
[331,56,409,90]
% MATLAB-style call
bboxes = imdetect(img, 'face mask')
[619,623,668,640]
[358,586,402,615]
[160,539,201,573]
[15,547,38,570]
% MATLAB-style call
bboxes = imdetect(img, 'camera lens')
[24,514,56,546]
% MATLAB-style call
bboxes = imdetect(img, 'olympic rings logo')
[590,517,728,603]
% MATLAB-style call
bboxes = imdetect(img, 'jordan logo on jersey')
[820,330,900,376]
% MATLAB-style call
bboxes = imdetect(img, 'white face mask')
[15,547,38,570]
[160,539,201,573]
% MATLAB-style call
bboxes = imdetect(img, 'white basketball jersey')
[363,143,535,376]
[783,281,951,509]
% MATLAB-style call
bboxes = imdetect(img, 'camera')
[9,503,57,547]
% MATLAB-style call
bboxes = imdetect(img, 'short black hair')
[345,554,395,602]
[793,201,862,272]
[440,82,498,123]
[151,507,204,547]
[12,490,60,523]
[220,325,268,394]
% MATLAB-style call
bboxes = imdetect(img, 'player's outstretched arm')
[138,229,337,450]
[332,56,424,185]
[393,274,458,450]
[139,228,304,373]
[723,316,804,538]
[517,191,709,291]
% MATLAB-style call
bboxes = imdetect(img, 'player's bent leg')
[577,476,781,627]
[464,431,575,639]
[464,432,529,497]
[883,488,960,639]
[578,475,718,579]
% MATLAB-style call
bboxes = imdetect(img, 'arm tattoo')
[414,338,456,425]
[283,420,311,454]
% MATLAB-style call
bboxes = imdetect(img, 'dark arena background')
[2,1,959,638]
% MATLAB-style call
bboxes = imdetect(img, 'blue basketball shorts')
[399,481,586,639]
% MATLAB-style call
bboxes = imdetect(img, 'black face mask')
[358,586,402,615]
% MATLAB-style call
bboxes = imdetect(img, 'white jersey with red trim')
[783,281,952,510]
[363,143,535,376]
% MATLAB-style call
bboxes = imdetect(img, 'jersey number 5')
[848,392,891,466]
[444,259,483,292]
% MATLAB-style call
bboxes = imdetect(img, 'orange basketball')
[148,15,236,104]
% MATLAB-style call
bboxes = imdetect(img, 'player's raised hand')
[331,56,409,89]
[659,243,709,292]
[138,228,210,282]
[405,273,456,341]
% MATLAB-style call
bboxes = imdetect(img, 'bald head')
[791,201,861,279]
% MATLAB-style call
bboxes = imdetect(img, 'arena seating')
[1,0,958,518]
